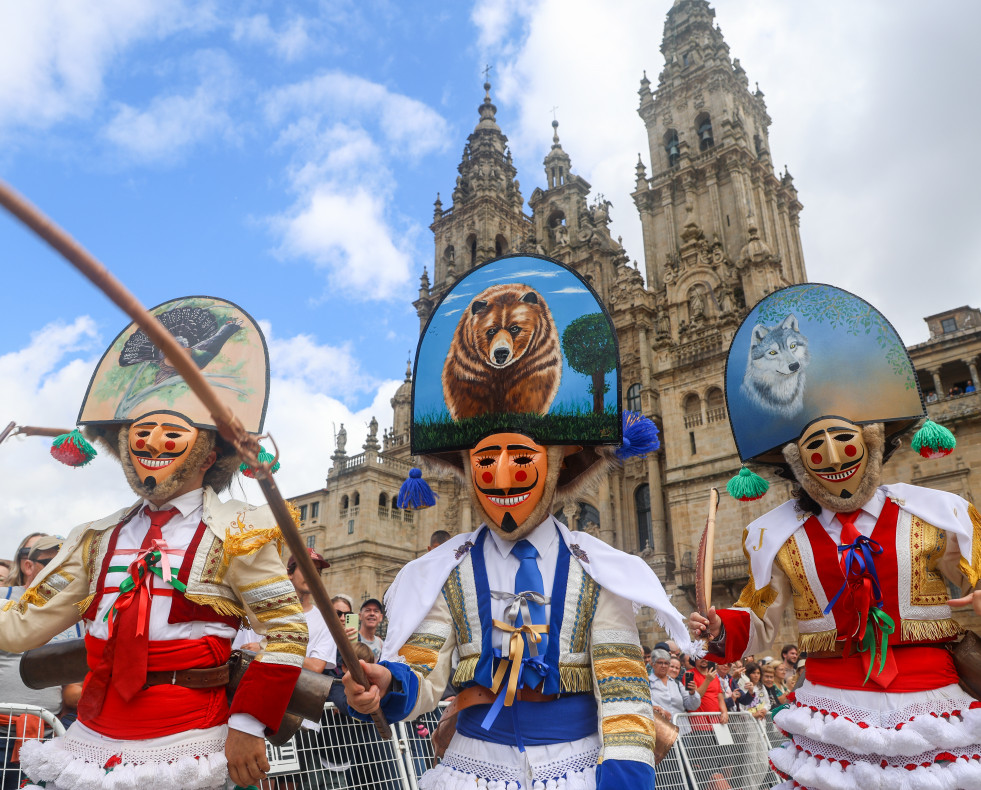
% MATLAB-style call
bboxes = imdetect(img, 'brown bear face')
[467,288,544,369]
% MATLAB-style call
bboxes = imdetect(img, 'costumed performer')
[0,296,307,790]
[688,283,981,789]
[343,254,700,790]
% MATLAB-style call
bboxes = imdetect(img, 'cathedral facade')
[289,0,981,648]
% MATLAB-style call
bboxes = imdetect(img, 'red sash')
[807,645,959,692]
[80,634,231,739]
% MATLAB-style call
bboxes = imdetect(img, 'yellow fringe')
[223,524,284,560]
[734,581,778,620]
[797,629,838,654]
[184,592,246,620]
[902,618,963,643]
[959,504,981,589]
[75,593,95,617]
[453,656,478,685]
[19,586,47,609]
[560,665,593,693]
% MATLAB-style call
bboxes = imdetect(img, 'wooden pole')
[0,179,393,740]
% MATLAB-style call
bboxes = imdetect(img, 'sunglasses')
[335,610,350,617]
[30,557,54,567]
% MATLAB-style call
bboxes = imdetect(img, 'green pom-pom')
[726,466,769,501]
[239,445,281,478]
[50,429,97,468]
[911,419,956,459]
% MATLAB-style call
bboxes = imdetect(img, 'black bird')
[120,306,243,383]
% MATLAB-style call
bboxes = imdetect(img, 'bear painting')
[442,283,562,421]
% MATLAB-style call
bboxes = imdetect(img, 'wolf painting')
[741,314,810,418]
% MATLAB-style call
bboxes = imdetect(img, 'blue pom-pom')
[398,468,438,509]
[616,411,660,460]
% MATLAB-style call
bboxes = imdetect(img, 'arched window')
[683,393,702,428]
[443,244,455,271]
[706,387,726,423]
[626,383,642,412]
[352,491,360,508]
[553,508,568,527]
[635,485,653,550]
[466,234,477,268]
[576,502,600,533]
[495,234,508,257]
[548,210,566,229]
[340,495,349,513]
[379,493,388,507]
[696,113,714,151]
[664,129,680,167]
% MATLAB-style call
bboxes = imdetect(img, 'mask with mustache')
[120,412,215,501]
[467,432,560,541]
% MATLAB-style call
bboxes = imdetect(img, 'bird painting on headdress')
[119,306,243,384]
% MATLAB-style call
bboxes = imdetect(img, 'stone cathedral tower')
[292,0,815,645]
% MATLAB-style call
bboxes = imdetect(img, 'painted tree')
[562,313,617,413]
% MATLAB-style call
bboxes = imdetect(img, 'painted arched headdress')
[50,295,274,481]
[722,283,952,500]
[398,254,659,506]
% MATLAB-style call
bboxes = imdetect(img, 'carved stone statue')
[335,423,347,454]
[689,288,705,318]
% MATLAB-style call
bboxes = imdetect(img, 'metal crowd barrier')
[672,710,787,790]
[0,703,67,790]
[0,700,789,790]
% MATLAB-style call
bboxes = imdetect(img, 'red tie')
[836,510,862,573]
[78,506,178,720]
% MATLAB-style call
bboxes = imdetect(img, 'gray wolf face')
[741,314,810,418]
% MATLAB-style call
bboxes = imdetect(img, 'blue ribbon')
[823,535,884,616]
[480,649,552,751]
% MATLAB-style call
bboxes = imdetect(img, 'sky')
[2,0,980,560]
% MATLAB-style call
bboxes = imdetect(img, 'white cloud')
[0,316,400,559]
[102,50,239,164]
[272,185,414,300]
[263,71,450,160]
[232,14,313,62]
[0,0,215,137]
[263,73,451,301]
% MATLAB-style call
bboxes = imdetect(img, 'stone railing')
[927,391,980,423]
[674,333,724,367]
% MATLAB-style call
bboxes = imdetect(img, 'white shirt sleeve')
[303,608,337,668]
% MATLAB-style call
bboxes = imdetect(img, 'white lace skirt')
[769,680,981,790]
[18,721,229,790]
[419,731,601,790]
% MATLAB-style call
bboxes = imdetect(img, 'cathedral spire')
[543,118,573,190]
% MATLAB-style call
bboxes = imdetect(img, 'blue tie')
[512,539,547,689]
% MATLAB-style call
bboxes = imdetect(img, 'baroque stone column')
[964,358,980,392]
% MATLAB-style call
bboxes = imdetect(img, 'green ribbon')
[859,607,895,684]
[102,553,187,624]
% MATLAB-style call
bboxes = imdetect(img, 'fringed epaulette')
[184,592,246,620]
[453,655,478,686]
[222,510,287,562]
[733,527,778,618]
[75,593,96,617]
[560,665,593,693]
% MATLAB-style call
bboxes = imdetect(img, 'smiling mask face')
[796,417,869,499]
[127,413,200,493]
[469,432,549,538]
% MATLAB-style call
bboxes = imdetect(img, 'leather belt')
[454,684,559,713]
[143,665,230,689]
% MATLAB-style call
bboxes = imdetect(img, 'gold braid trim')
[75,594,95,617]
[18,586,47,609]
[183,592,246,620]
[262,641,307,658]
[560,665,593,693]
[602,713,658,738]
[797,629,838,654]
[901,618,963,643]
[958,504,981,589]
[223,524,285,560]
[453,655,478,685]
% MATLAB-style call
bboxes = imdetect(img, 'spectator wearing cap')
[358,598,384,661]
[0,534,85,781]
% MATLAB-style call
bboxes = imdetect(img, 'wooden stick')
[0,179,393,740]
[695,488,719,614]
